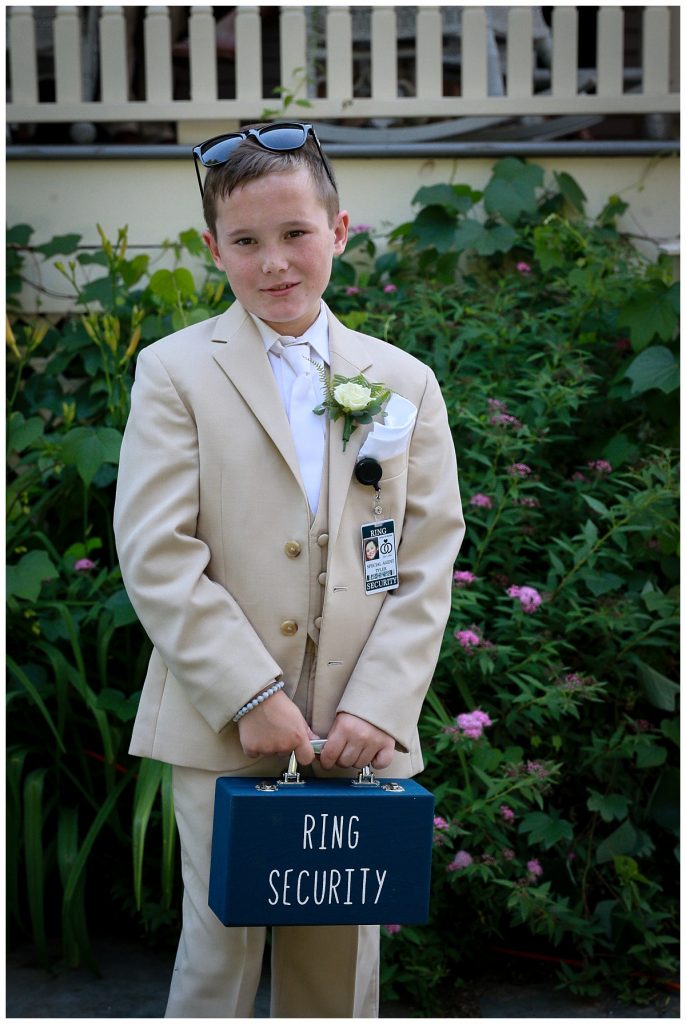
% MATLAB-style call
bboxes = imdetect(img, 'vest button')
[318,572,327,585]
[317,533,329,547]
[284,541,301,558]
[314,616,323,630]
[280,620,298,636]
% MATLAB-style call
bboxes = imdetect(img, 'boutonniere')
[312,364,391,451]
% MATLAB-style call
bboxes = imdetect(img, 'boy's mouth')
[263,282,298,295]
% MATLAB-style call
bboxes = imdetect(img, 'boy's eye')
[286,230,306,239]
[234,237,255,246]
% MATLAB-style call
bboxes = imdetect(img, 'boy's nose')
[261,250,288,274]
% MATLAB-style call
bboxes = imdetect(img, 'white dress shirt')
[249,304,329,512]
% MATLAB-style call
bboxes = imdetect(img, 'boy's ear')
[333,210,350,257]
[202,229,225,271]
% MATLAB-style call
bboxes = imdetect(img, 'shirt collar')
[249,302,330,366]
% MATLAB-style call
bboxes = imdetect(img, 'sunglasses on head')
[192,122,336,199]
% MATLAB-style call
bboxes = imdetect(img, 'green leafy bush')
[7,158,678,1008]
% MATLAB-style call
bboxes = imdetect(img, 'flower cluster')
[499,804,516,823]
[455,628,481,649]
[507,584,542,613]
[516,261,532,275]
[527,858,544,881]
[384,923,402,935]
[446,850,473,872]
[469,493,493,509]
[455,709,493,739]
[453,569,477,587]
[514,496,540,508]
[588,459,613,474]
[490,412,523,430]
[507,463,532,477]
[74,558,96,572]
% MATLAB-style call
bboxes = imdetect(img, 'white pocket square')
[358,393,417,462]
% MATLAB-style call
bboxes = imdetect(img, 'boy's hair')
[202,125,339,237]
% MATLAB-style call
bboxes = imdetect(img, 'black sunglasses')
[192,122,337,199]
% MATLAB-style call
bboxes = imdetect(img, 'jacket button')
[318,572,327,585]
[317,533,329,547]
[284,541,301,558]
[280,620,298,636]
[314,616,323,630]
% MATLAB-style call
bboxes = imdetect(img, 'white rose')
[333,382,372,412]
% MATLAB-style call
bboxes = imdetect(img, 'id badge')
[361,520,399,594]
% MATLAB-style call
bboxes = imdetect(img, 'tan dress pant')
[165,763,380,1018]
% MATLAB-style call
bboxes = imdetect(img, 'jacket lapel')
[209,303,306,495]
[326,310,374,552]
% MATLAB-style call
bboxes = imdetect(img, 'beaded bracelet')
[232,680,285,723]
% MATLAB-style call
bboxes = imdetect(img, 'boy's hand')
[237,690,316,765]
[319,712,395,771]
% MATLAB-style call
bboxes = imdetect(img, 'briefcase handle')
[276,741,403,790]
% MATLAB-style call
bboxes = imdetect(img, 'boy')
[114,122,464,1018]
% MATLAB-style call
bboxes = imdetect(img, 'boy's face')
[203,167,349,337]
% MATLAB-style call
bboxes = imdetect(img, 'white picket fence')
[6,5,680,131]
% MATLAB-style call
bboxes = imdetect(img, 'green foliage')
[6,225,229,964]
[7,159,678,1008]
[326,158,678,1010]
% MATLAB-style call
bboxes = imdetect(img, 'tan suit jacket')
[114,301,465,777]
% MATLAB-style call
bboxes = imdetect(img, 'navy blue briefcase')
[208,744,434,926]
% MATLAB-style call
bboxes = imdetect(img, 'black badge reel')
[354,457,382,489]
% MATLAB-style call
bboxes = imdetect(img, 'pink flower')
[345,286,361,296]
[516,261,532,275]
[447,850,473,872]
[455,629,481,649]
[470,493,493,509]
[507,584,542,613]
[456,709,493,739]
[526,760,550,779]
[588,459,612,474]
[500,805,515,823]
[384,923,402,935]
[487,398,508,412]
[514,497,540,508]
[490,413,523,429]
[383,283,398,294]
[507,463,531,477]
[527,858,543,879]
[350,224,372,234]
[571,471,587,482]
[74,558,96,572]
[453,570,477,587]
[502,848,515,861]
[433,816,450,831]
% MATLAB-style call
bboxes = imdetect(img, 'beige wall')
[7,153,679,312]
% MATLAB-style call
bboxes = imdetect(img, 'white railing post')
[371,7,397,100]
[8,7,38,104]
[461,8,488,99]
[189,6,218,101]
[235,6,262,103]
[99,7,128,103]
[54,7,82,103]
[551,7,578,97]
[506,7,533,99]
[416,6,442,100]
[144,7,172,103]
[326,6,353,102]
[643,6,670,95]
[596,7,624,97]
[280,7,307,101]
